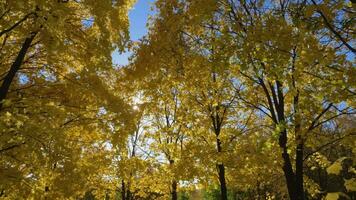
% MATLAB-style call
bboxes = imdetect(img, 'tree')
[129,0,355,199]
[1,0,355,199]
[0,0,135,198]
[0,0,133,108]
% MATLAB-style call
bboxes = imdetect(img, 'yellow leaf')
[344,178,356,192]
[327,162,342,175]
[325,193,339,200]
[327,158,346,175]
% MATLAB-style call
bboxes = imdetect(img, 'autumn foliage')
[0,0,355,200]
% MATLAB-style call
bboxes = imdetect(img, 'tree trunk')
[0,31,37,110]
[171,179,177,200]
[121,180,126,200]
[216,137,228,200]
[279,130,297,200]
[121,180,132,200]
[169,159,178,200]
[295,141,304,200]
[126,187,132,200]
[217,164,228,200]
[294,87,304,199]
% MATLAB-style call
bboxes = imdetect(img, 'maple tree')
[1,0,355,200]
[129,0,355,199]
[0,0,135,198]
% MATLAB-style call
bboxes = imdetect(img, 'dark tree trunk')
[121,180,132,200]
[216,137,228,200]
[126,188,132,200]
[121,180,126,200]
[295,142,304,200]
[293,89,304,200]
[169,160,178,200]
[218,163,228,200]
[294,86,304,200]
[279,130,297,200]
[275,81,298,200]
[0,31,37,110]
[171,179,177,200]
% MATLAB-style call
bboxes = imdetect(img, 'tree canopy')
[0,0,355,200]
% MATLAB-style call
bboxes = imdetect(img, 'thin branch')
[310,0,356,53]
[259,78,278,123]
[307,103,333,131]
[0,12,34,37]
[304,132,356,161]
[0,142,25,153]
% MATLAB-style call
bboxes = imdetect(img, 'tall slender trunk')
[279,130,297,200]
[126,184,132,200]
[169,159,178,200]
[295,142,304,200]
[121,180,126,200]
[0,31,37,110]
[294,91,304,200]
[216,137,228,200]
[275,81,298,200]
[217,163,228,200]
[171,179,177,200]
[121,180,132,200]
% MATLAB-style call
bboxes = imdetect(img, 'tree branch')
[0,142,25,153]
[310,0,356,53]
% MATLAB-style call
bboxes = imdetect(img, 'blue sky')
[112,0,355,65]
[112,0,155,66]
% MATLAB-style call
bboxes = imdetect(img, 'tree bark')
[218,163,228,200]
[275,81,298,200]
[295,142,304,200]
[121,180,126,200]
[279,130,297,200]
[126,187,132,200]
[0,31,37,110]
[216,138,228,200]
[169,159,178,200]
[171,179,177,200]
[294,91,304,200]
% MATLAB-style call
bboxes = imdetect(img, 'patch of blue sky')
[39,69,57,82]
[18,73,29,85]
[112,0,155,66]
[81,16,94,29]
[345,51,355,62]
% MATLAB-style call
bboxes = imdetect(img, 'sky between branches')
[112,0,155,66]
